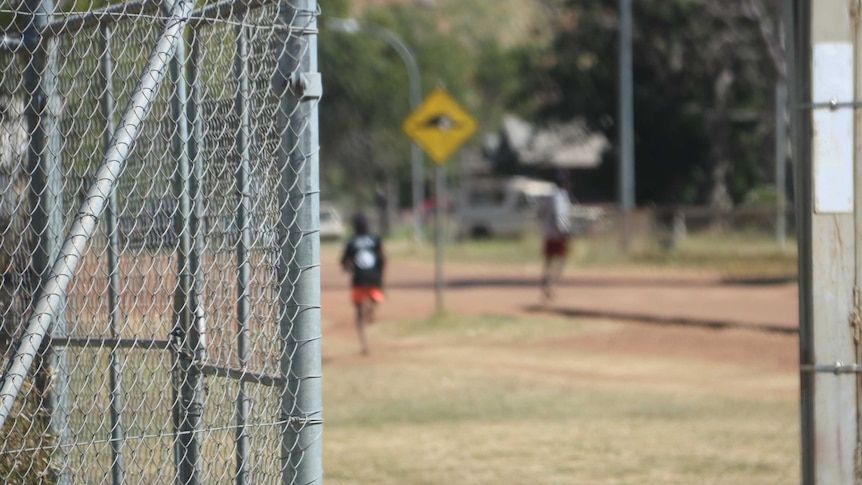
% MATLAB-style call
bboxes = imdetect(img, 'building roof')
[500,115,607,169]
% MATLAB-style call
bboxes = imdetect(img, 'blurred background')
[318,1,798,484]
[318,0,792,263]
[0,0,803,482]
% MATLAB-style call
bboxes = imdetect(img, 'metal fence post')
[618,0,635,249]
[434,165,445,312]
[233,21,252,485]
[784,2,810,479]
[99,24,126,485]
[23,0,69,479]
[277,0,322,483]
[167,1,205,481]
[188,26,206,313]
[775,81,787,250]
[794,1,858,483]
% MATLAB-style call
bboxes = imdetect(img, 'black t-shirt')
[341,234,384,287]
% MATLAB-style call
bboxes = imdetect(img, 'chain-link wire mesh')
[0,0,321,482]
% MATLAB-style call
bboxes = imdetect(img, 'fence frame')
[0,0,323,482]
[277,1,323,483]
[98,22,126,485]
[21,0,70,480]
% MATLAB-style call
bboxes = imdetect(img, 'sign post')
[402,87,477,313]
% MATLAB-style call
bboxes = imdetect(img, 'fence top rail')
[189,0,276,27]
[7,0,282,41]
[43,0,161,39]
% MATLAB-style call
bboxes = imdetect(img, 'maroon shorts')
[544,237,568,258]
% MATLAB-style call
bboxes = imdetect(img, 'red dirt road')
[320,250,799,373]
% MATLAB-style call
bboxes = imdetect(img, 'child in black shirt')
[340,213,385,354]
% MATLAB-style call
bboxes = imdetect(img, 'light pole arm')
[366,26,421,110]
[364,25,425,245]
[325,18,425,244]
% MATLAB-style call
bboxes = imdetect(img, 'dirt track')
[320,248,799,374]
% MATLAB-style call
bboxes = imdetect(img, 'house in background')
[455,115,609,239]
[475,115,608,188]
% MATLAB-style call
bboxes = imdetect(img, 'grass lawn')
[322,312,799,484]
[383,230,798,280]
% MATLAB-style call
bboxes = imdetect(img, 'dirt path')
[321,248,799,373]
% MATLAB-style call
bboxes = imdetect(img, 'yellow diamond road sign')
[402,87,477,164]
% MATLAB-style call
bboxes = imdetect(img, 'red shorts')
[352,286,384,305]
[544,237,568,258]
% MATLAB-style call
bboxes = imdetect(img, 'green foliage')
[318,2,477,207]
[742,185,779,206]
[318,0,561,208]
[517,0,782,206]
[321,0,350,18]
[473,39,530,124]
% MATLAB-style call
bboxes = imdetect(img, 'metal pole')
[0,0,194,433]
[775,81,787,249]
[43,0,161,38]
[188,31,206,308]
[277,1,323,483]
[850,1,862,481]
[371,27,424,247]
[327,19,424,245]
[167,0,204,480]
[411,141,424,245]
[618,0,635,249]
[798,1,857,483]
[233,22,252,485]
[434,165,445,312]
[99,24,126,485]
[784,2,812,481]
[23,0,68,478]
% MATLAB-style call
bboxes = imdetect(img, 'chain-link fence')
[0,0,321,482]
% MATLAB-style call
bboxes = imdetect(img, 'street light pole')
[326,18,425,245]
[618,0,635,249]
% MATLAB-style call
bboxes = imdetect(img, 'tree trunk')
[708,121,734,212]
[708,66,735,228]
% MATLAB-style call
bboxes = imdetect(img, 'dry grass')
[383,231,798,280]
[0,380,59,484]
[322,312,799,484]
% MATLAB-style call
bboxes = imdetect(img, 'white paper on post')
[813,42,854,214]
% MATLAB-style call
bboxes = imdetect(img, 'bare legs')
[541,256,566,301]
[355,303,369,355]
[354,299,376,355]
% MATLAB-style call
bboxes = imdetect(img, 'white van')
[456,176,556,239]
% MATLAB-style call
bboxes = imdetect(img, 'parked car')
[320,203,345,241]
[456,176,605,239]
[457,176,554,239]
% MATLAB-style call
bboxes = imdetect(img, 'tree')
[522,0,784,207]
[318,2,475,209]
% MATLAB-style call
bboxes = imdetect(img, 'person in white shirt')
[540,173,572,300]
